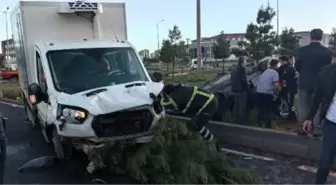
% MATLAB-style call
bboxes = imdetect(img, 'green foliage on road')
[88,118,262,184]
[212,31,231,59]
[278,27,300,55]
[238,4,278,61]
[0,82,21,100]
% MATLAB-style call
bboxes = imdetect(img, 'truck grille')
[91,109,153,138]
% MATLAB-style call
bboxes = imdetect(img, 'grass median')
[164,69,224,87]
[0,81,21,100]
[221,95,299,132]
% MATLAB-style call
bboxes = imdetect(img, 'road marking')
[0,101,24,108]
[297,165,336,177]
[220,147,277,161]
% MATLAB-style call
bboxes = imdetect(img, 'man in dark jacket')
[303,52,336,184]
[295,28,333,137]
[278,56,298,119]
[230,56,248,124]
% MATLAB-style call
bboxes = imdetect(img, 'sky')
[0,0,335,53]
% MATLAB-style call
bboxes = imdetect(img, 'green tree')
[212,31,230,59]
[159,40,174,64]
[329,27,336,50]
[160,25,188,80]
[230,47,246,57]
[239,4,277,61]
[278,27,300,55]
[160,25,187,63]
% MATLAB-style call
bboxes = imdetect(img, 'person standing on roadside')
[256,59,281,128]
[277,56,297,119]
[295,28,332,137]
[230,56,248,124]
[288,55,295,66]
[303,52,336,184]
[286,55,298,120]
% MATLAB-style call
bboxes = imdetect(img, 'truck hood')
[56,81,164,115]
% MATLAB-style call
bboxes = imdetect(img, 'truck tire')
[23,98,39,129]
[51,127,72,159]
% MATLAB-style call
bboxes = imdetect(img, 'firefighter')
[160,83,220,151]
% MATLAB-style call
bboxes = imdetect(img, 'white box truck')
[11,0,165,161]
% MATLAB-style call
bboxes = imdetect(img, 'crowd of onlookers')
[230,28,332,136]
[230,28,336,183]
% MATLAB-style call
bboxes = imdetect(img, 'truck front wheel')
[51,127,72,159]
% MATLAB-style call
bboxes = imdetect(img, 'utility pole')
[196,0,202,70]
[156,19,164,69]
[186,38,190,58]
[276,0,279,36]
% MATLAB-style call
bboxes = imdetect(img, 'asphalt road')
[0,99,135,184]
[0,98,331,184]
[227,153,316,184]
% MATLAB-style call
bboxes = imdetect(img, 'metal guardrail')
[0,114,7,184]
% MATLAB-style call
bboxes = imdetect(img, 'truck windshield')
[47,47,148,94]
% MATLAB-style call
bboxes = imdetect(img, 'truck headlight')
[56,105,87,124]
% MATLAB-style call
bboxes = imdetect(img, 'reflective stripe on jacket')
[161,86,215,115]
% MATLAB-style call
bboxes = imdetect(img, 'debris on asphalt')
[244,156,253,160]
[17,156,64,172]
[92,178,106,184]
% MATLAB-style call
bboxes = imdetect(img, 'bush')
[88,118,262,184]
[0,82,21,100]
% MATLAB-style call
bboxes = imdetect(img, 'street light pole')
[276,0,279,36]
[2,7,9,60]
[156,19,164,69]
[196,0,202,70]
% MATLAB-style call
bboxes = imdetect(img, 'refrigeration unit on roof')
[57,1,103,14]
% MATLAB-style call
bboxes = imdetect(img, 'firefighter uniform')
[161,84,219,149]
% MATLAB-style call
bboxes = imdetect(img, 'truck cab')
[11,1,165,159]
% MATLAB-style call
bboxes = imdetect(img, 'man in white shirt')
[256,59,281,128]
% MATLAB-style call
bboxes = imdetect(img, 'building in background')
[189,33,247,61]
[149,50,160,59]
[294,31,330,47]
[1,38,16,69]
[188,31,330,61]
[139,49,150,59]
[1,39,15,60]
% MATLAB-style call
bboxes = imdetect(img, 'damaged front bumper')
[72,130,154,174]
[56,105,164,138]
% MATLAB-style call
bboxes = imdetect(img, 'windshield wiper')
[84,88,107,97]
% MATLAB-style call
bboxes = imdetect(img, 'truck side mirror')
[28,83,47,105]
[151,72,163,82]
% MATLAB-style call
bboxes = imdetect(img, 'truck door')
[35,51,48,127]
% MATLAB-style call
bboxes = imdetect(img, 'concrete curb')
[0,98,23,105]
[168,115,322,160]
